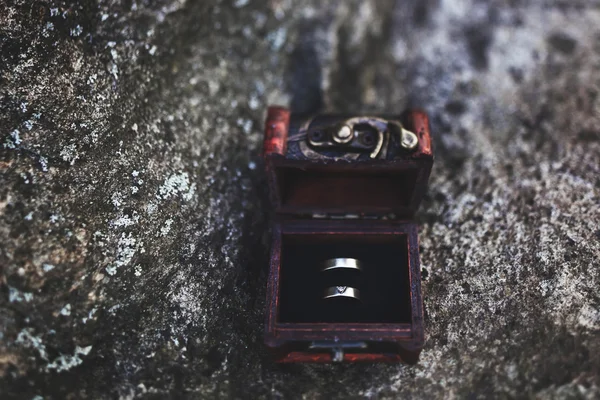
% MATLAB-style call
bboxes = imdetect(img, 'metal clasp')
[309,341,368,363]
[307,117,418,158]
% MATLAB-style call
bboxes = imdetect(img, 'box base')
[264,219,425,363]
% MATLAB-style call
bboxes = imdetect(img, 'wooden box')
[262,106,433,363]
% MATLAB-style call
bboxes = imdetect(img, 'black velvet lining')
[278,234,412,323]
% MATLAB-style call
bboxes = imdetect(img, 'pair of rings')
[322,258,361,301]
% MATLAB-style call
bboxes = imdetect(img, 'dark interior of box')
[278,234,412,323]
[277,167,418,213]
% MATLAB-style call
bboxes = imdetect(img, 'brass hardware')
[307,117,387,158]
[307,117,418,158]
[400,128,419,150]
[333,125,353,144]
[309,341,368,363]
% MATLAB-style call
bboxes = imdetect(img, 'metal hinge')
[309,341,368,363]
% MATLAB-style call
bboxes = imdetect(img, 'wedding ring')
[321,258,362,272]
[323,286,361,300]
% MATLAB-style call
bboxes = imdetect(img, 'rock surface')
[1,0,599,398]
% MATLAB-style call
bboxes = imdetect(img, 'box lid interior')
[269,159,432,218]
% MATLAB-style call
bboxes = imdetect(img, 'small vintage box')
[262,106,433,363]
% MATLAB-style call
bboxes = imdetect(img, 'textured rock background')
[1,0,599,398]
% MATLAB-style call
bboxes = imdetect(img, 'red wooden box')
[262,106,433,363]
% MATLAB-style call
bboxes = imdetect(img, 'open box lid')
[263,107,434,219]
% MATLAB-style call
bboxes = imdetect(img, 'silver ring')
[323,286,361,300]
[322,258,362,272]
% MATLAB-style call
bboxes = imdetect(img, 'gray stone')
[1,0,599,398]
